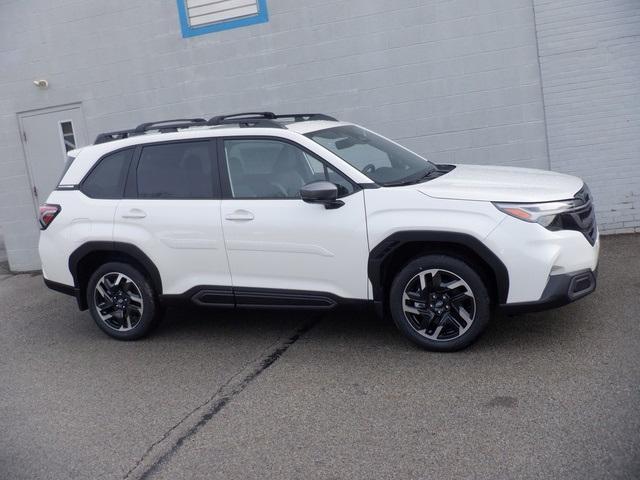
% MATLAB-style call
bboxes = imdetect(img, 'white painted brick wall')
[0,225,6,263]
[0,0,548,270]
[533,0,640,233]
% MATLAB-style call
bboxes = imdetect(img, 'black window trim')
[126,138,222,200]
[216,136,361,201]
[78,146,136,199]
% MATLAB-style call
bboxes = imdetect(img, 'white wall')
[533,0,640,234]
[0,225,6,263]
[0,0,637,271]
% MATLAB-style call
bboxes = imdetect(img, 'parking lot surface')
[1,234,639,479]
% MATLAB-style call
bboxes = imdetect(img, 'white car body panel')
[484,215,600,303]
[418,164,584,202]
[38,190,117,286]
[220,191,369,299]
[364,187,506,250]
[113,199,231,294]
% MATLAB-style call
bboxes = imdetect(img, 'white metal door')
[19,104,88,205]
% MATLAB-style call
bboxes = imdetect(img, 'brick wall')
[1,0,634,270]
[0,0,547,270]
[0,225,6,263]
[533,0,640,234]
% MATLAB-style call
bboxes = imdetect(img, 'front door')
[219,137,369,304]
[19,104,88,206]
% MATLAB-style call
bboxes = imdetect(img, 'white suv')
[39,112,599,351]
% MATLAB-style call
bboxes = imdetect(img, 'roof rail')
[274,113,338,122]
[134,118,206,133]
[94,112,339,144]
[206,112,338,128]
[94,118,207,144]
[207,112,285,129]
[94,129,138,145]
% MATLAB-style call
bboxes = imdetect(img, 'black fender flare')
[68,242,163,309]
[367,231,509,305]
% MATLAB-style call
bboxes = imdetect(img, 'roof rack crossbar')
[134,118,206,133]
[274,113,338,122]
[207,112,336,128]
[94,118,208,144]
[207,112,284,129]
[94,129,140,145]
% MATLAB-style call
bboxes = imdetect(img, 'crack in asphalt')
[123,317,320,480]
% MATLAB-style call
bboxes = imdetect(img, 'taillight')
[38,204,61,230]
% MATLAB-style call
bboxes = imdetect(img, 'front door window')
[223,139,354,199]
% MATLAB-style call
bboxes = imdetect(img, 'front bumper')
[499,268,597,314]
[483,215,600,303]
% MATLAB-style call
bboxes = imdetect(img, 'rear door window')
[136,141,218,199]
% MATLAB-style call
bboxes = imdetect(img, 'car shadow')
[152,300,592,355]
[154,305,317,340]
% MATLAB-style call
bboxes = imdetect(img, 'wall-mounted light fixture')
[33,79,49,89]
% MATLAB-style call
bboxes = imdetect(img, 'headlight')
[493,199,579,228]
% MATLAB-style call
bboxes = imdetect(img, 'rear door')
[113,139,232,297]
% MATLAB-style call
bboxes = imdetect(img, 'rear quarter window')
[81,148,134,199]
[57,155,76,185]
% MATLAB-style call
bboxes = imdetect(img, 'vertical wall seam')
[530,0,553,171]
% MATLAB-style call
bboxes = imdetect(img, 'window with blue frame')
[177,0,268,38]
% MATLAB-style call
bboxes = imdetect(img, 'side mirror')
[300,181,344,209]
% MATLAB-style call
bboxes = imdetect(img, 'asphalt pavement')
[1,234,638,480]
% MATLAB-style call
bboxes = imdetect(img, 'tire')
[86,262,159,340]
[389,254,490,352]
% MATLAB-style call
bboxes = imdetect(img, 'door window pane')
[60,121,76,152]
[224,139,354,199]
[82,148,133,199]
[137,142,216,199]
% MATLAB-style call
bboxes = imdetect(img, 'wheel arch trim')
[68,242,163,309]
[367,231,509,305]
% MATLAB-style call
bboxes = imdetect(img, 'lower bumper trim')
[43,278,85,310]
[499,268,597,315]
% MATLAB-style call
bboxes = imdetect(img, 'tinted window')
[137,142,216,199]
[224,139,354,199]
[82,148,133,199]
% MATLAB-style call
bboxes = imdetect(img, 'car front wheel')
[389,255,490,351]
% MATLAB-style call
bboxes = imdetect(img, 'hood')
[418,164,584,202]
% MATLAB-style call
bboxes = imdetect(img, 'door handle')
[122,208,147,219]
[225,210,254,221]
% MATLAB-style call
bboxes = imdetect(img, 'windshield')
[305,125,437,186]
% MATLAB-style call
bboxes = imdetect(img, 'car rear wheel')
[87,262,159,340]
[389,255,490,351]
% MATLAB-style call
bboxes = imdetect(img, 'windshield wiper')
[383,168,443,187]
